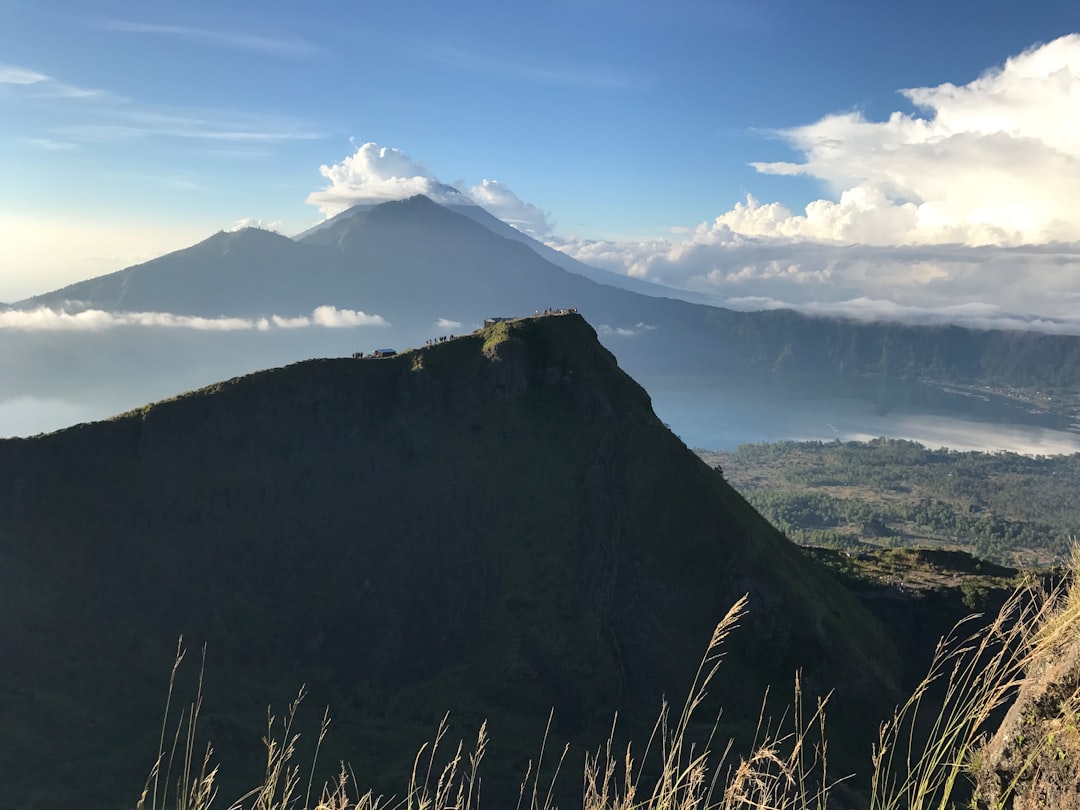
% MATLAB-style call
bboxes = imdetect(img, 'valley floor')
[696,438,1080,566]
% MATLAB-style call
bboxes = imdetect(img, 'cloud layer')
[548,35,1080,326]
[552,233,1080,327]
[0,306,388,332]
[307,142,554,235]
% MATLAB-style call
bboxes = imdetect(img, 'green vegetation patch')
[699,438,1080,565]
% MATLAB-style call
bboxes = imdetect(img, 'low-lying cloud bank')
[0,305,389,332]
[549,234,1080,325]
[597,322,658,337]
[720,296,1080,336]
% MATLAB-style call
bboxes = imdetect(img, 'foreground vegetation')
[698,439,1080,565]
[138,554,1080,810]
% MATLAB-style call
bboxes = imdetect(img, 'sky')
[3,0,1080,327]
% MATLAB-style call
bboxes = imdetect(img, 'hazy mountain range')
[9,194,1080,448]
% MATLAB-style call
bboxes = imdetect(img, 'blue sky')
[3,0,1080,319]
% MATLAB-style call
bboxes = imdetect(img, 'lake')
[641,376,1080,455]
[5,364,1080,458]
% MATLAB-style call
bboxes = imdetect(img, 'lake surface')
[641,377,1080,455]
[5,372,1080,458]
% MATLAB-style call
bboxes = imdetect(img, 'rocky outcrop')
[974,615,1080,809]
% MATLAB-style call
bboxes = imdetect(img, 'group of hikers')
[355,308,580,359]
[535,307,578,316]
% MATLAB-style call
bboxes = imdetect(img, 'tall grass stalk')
[137,564,1080,810]
[868,574,1064,810]
[138,639,219,810]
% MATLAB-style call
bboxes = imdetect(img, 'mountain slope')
[17,195,1080,433]
[0,313,898,808]
[439,199,721,303]
[23,197,679,328]
[20,196,1080,385]
[295,185,715,304]
[22,226,339,317]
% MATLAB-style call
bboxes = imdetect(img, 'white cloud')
[0,308,256,332]
[466,179,554,236]
[306,142,552,237]
[544,36,1080,328]
[270,314,310,329]
[596,322,658,337]
[0,63,106,98]
[727,34,1080,247]
[310,305,388,328]
[436,318,463,329]
[227,217,283,233]
[0,65,49,84]
[0,306,389,332]
[306,142,444,216]
[549,233,1080,323]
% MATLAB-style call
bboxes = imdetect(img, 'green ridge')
[0,314,899,808]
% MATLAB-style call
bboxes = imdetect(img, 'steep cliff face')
[0,314,898,807]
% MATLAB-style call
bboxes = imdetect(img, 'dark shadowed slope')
[0,314,897,809]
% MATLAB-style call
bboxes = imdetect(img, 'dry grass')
[868,583,1052,810]
[137,558,1080,810]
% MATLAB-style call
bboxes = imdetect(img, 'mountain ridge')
[0,312,899,808]
[11,194,1080,443]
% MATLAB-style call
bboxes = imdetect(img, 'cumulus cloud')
[724,34,1080,247]
[436,318,463,329]
[270,314,311,329]
[306,142,445,216]
[465,179,554,236]
[546,36,1080,328]
[0,306,389,332]
[307,141,553,236]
